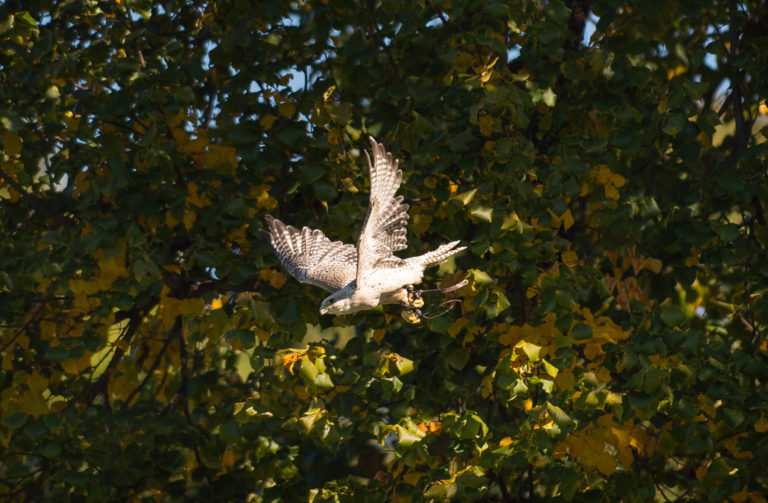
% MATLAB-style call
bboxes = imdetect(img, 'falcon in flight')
[262,137,466,319]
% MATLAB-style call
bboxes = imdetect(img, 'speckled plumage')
[262,137,465,315]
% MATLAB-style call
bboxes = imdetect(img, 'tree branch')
[0,166,75,228]
[124,317,181,406]
[79,308,144,407]
[728,0,748,151]
[365,0,410,94]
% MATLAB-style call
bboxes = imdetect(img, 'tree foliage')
[2,0,768,500]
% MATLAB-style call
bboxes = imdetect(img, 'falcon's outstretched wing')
[356,137,410,287]
[262,215,357,292]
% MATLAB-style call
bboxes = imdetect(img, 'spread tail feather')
[413,241,466,269]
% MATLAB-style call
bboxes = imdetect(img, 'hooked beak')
[319,306,328,315]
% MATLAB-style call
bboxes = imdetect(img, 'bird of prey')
[262,137,466,319]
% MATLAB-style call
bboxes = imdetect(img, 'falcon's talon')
[401,307,423,324]
[407,289,425,309]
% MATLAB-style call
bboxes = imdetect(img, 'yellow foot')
[401,308,422,324]
[406,285,425,309]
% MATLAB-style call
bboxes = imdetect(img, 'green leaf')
[396,422,426,446]
[313,373,334,389]
[546,402,573,426]
[452,188,477,205]
[542,359,559,378]
[299,408,324,432]
[469,269,494,285]
[571,323,593,340]
[712,221,740,242]
[444,348,470,370]
[390,355,414,375]
[0,111,24,132]
[660,307,687,327]
[531,87,557,107]
[462,414,489,439]
[470,205,493,223]
[299,357,318,383]
[662,113,685,136]
[520,341,541,361]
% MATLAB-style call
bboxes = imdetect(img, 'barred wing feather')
[262,215,357,293]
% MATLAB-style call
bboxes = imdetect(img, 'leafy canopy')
[1,0,768,501]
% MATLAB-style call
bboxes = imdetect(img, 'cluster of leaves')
[2,0,768,500]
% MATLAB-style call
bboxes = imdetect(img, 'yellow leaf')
[562,250,578,268]
[111,374,134,401]
[499,436,513,447]
[260,269,287,289]
[28,372,49,393]
[480,56,499,83]
[447,318,469,338]
[646,258,662,274]
[98,248,128,279]
[3,132,22,156]
[596,367,611,383]
[562,209,574,231]
[566,434,586,458]
[282,352,302,375]
[596,452,617,475]
[210,297,224,310]
[260,114,278,130]
[256,328,270,342]
[278,101,296,117]
[403,471,424,485]
[40,321,57,341]
[373,328,386,343]
[163,264,182,274]
[667,65,687,79]
[755,414,768,433]
[205,144,238,172]
[21,390,49,417]
[327,128,340,145]
[60,358,80,374]
[170,125,189,145]
[555,369,575,391]
[251,183,278,210]
[610,172,626,188]
[221,449,238,469]
[698,393,717,418]
[723,433,753,459]
[187,182,210,208]
[183,208,196,230]
[477,115,495,135]
[184,134,208,155]
[323,85,336,102]
[165,210,180,229]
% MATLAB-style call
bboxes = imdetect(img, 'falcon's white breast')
[262,137,465,315]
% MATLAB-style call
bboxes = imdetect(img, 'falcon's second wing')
[262,215,357,292]
[356,137,410,287]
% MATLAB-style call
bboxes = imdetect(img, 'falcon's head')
[319,290,354,315]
